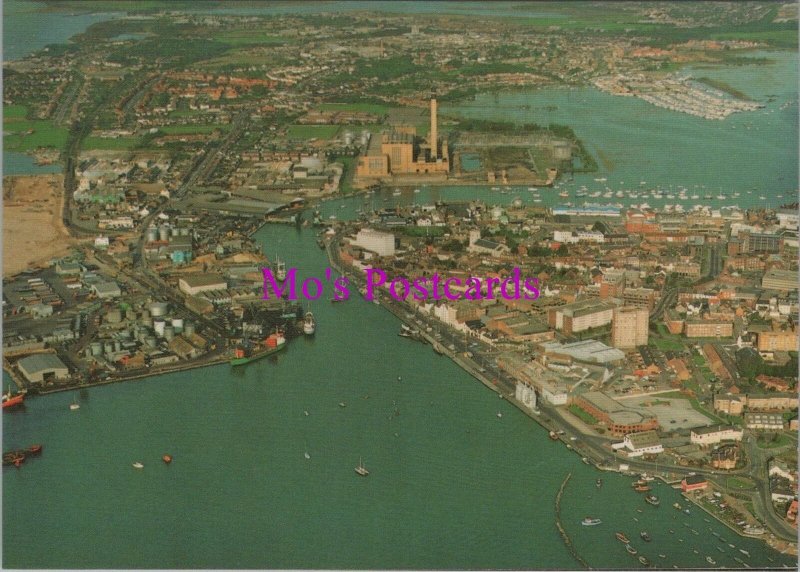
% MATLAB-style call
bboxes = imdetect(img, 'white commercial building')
[553,230,605,244]
[689,425,744,446]
[515,380,538,412]
[353,229,395,257]
[612,430,664,457]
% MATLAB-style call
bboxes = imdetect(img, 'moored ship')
[2,387,26,409]
[582,517,602,526]
[615,532,630,543]
[230,330,287,366]
[645,494,660,506]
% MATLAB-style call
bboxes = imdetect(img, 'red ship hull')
[2,394,25,409]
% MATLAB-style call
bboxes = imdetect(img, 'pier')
[554,472,590,570]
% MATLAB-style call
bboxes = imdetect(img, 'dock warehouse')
[17,354,69,384]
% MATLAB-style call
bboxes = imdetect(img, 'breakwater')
[554,472,591,570]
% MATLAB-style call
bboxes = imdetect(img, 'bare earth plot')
[3,174,78,276]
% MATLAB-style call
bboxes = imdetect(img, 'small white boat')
[69,402,80,411]
[132,462,144,469]
[413,188,420,194]
[304,410,309,416]
[355,457,369,477]
[304,452,311,460]
[496,413,502,418]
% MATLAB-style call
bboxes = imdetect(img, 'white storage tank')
[149,302,169,317]
[153,319,166,337]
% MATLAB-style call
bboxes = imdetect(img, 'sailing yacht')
[275,257,287,282]
[355,457,369,476]
[303,307,316,335]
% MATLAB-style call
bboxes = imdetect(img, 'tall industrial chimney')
[430,98,438,160]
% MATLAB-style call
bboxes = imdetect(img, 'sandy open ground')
[3,174,78,276]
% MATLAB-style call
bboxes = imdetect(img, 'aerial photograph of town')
[1,0,798,569]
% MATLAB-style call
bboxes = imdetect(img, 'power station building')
[356,98,449,178]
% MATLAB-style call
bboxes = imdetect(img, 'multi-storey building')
[611,306,649,349]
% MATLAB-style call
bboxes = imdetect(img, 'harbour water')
[2,0,119,61]
[2,225,796,569]
[2,3,798,568]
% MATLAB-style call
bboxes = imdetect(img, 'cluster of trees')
[735,347,799,383]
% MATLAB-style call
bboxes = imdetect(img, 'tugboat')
[596,478,603,488]
[355,457,369,477]
[645,494,660,506]
[634,484,651,492]
[706,556,716,565]
[230,330,287,366]
[673,502,682,510]
[625,544,638,555]
[303,309,316,336]
[2,386,26,409]
[616,532,630,543]
[640,531,651,542]
[162,454,173,464]
[582,517,602,526]
[639,555,650,566]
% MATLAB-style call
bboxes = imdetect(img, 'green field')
[709,29,798,48]
[4,116,69,151]
[568,404,598,425]
[318,102,395,115]
[4,105,28,119]
[285,124,340,140]
[168,109,208,119]
[216,30,289,46]
[650,336,685,351]
[193,50,279,69]
[82,136,142,150]
[158,125,229,135]
[757,432,793,449]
